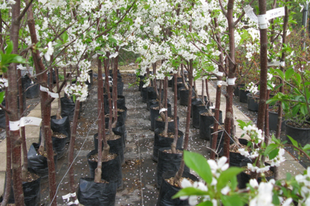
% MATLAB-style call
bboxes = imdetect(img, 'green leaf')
[264,144,278,156]
[0,91,4,104]
[183,151,212,184]
[217,167,244,191]
[172,187,209,199]
[5,41,13,54]
[285,68,295,80]
[221,194,243,206]
[300,104,308,116]
[197,201,213,206]
[287,135,298,147]
[302,144,310,151]
[292,104,300,116]
[275,69,284,79]
[269,148,279,160]
[272,193,280,205]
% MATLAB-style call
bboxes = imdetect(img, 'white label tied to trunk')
[40,86,59,98]
[9,117,42,131]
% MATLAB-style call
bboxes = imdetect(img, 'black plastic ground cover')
[77,177,117,206]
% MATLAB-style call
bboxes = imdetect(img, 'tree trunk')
[27,2,56,205]
[171,73,178,154]
[103,55,111,159]
[9,0,25,204]
[112,48,118,128]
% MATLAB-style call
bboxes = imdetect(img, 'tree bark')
[171,73,178,154]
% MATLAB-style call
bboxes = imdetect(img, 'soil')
[286,121,310,129]
[88,153,117,162]
[166,177,194,188]
[156,116,174,122]
[53,132,67,139]
[159,132,180,139]
[22,170,40,183]
[163,149,183,154]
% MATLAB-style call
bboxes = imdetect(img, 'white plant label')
[244,5,258,23]
[227,78,236,85]
[216,72,224,77]
[217,80,223,86]
[9,117,42,131]
[258,14,268,29]
[159,108,167,113]
[40,86,59,98]
[267,61,281,67]
[267,7,285,20]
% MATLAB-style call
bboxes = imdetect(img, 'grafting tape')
[227,78,236,85]
[40,86,59,98]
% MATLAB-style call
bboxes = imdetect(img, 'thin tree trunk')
[112,48,118,128]
[26,2,56,204]
[55,68,62,119]
[68,100,80,192]
[9,0,25,204]
[94,57,104,182]
[162,77,168,137]
[171,73,178,154]
[1,89,12,206]
[103,56,111,159]
[223,0,236,161]
[175,59,193,183]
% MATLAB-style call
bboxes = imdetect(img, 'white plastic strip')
[9,117,42,131]
[67,200,79,205]
[40,86,59,98]
[244,5,258,23]
[258,14,268,29]
[216,72,224,77]
[280,61,285,67]
[217,80,222,86]
[227,78,236,85]
[209,105,215,109]
[159,108,167,113]
[267,7,285,20]
[267,61,280,67]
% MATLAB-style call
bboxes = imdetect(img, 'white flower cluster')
[247,163,270,174]
[64,83,88,102]
[247,82,258,95]
[248,179,274,206]
[180,156,229,206]
[242,124,263,144]
[0,0,15,10]
[238,148,259,159]
[295,167,310,205]
[269,148,285,167]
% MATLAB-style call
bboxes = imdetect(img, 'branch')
[284,144,310,161]
[219,0,227,17]
[17,0,34,22]
[233,0,256,26]
[0,104,11,115]
[95,0,137,39]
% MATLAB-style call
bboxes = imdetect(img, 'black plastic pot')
[179,87,195,106]
[199,109,223,140]
[157,172,198,206]
[138,75,145,91]
[27,143,57,178]
[269,111,285,131]
[285,121,310,147]
[93,133,124,165]
[0,100,5,129]
[87,150,123,188]
[192,102,207,129]
[77,177,117,206]
[8,173,41,206]
[152,129,183,162]
[239,88,249,103]
[229,139,251,167]
[238,164,275,189]
[22,76,40,99]
[141,87,149,103]
[118,106,127,123]
[191,97,207,118]
[234,84,245,96]
[156,147,189,188]
[150,103,172,130]
[51,115,70,157]
[155,116,179,132]
[247,93,259,112]
[61,97,82,121]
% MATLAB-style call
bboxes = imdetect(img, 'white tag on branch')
[62,193,79,206]
[9,117,42,131]
[244,5,258,23]
[40,86,59,98]
[267,61,281,67]
[267,7,285,20]
[159,108,167,114]
[217,80,223,86]
[209,105,215,109]
[227,78,236,85]
[280,61,285,67]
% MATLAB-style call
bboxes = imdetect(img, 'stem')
[171,73,178,154]
[112,47,118,128]
[103,55,111,159]
[162,77,168,137]
[68,100,80,192]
